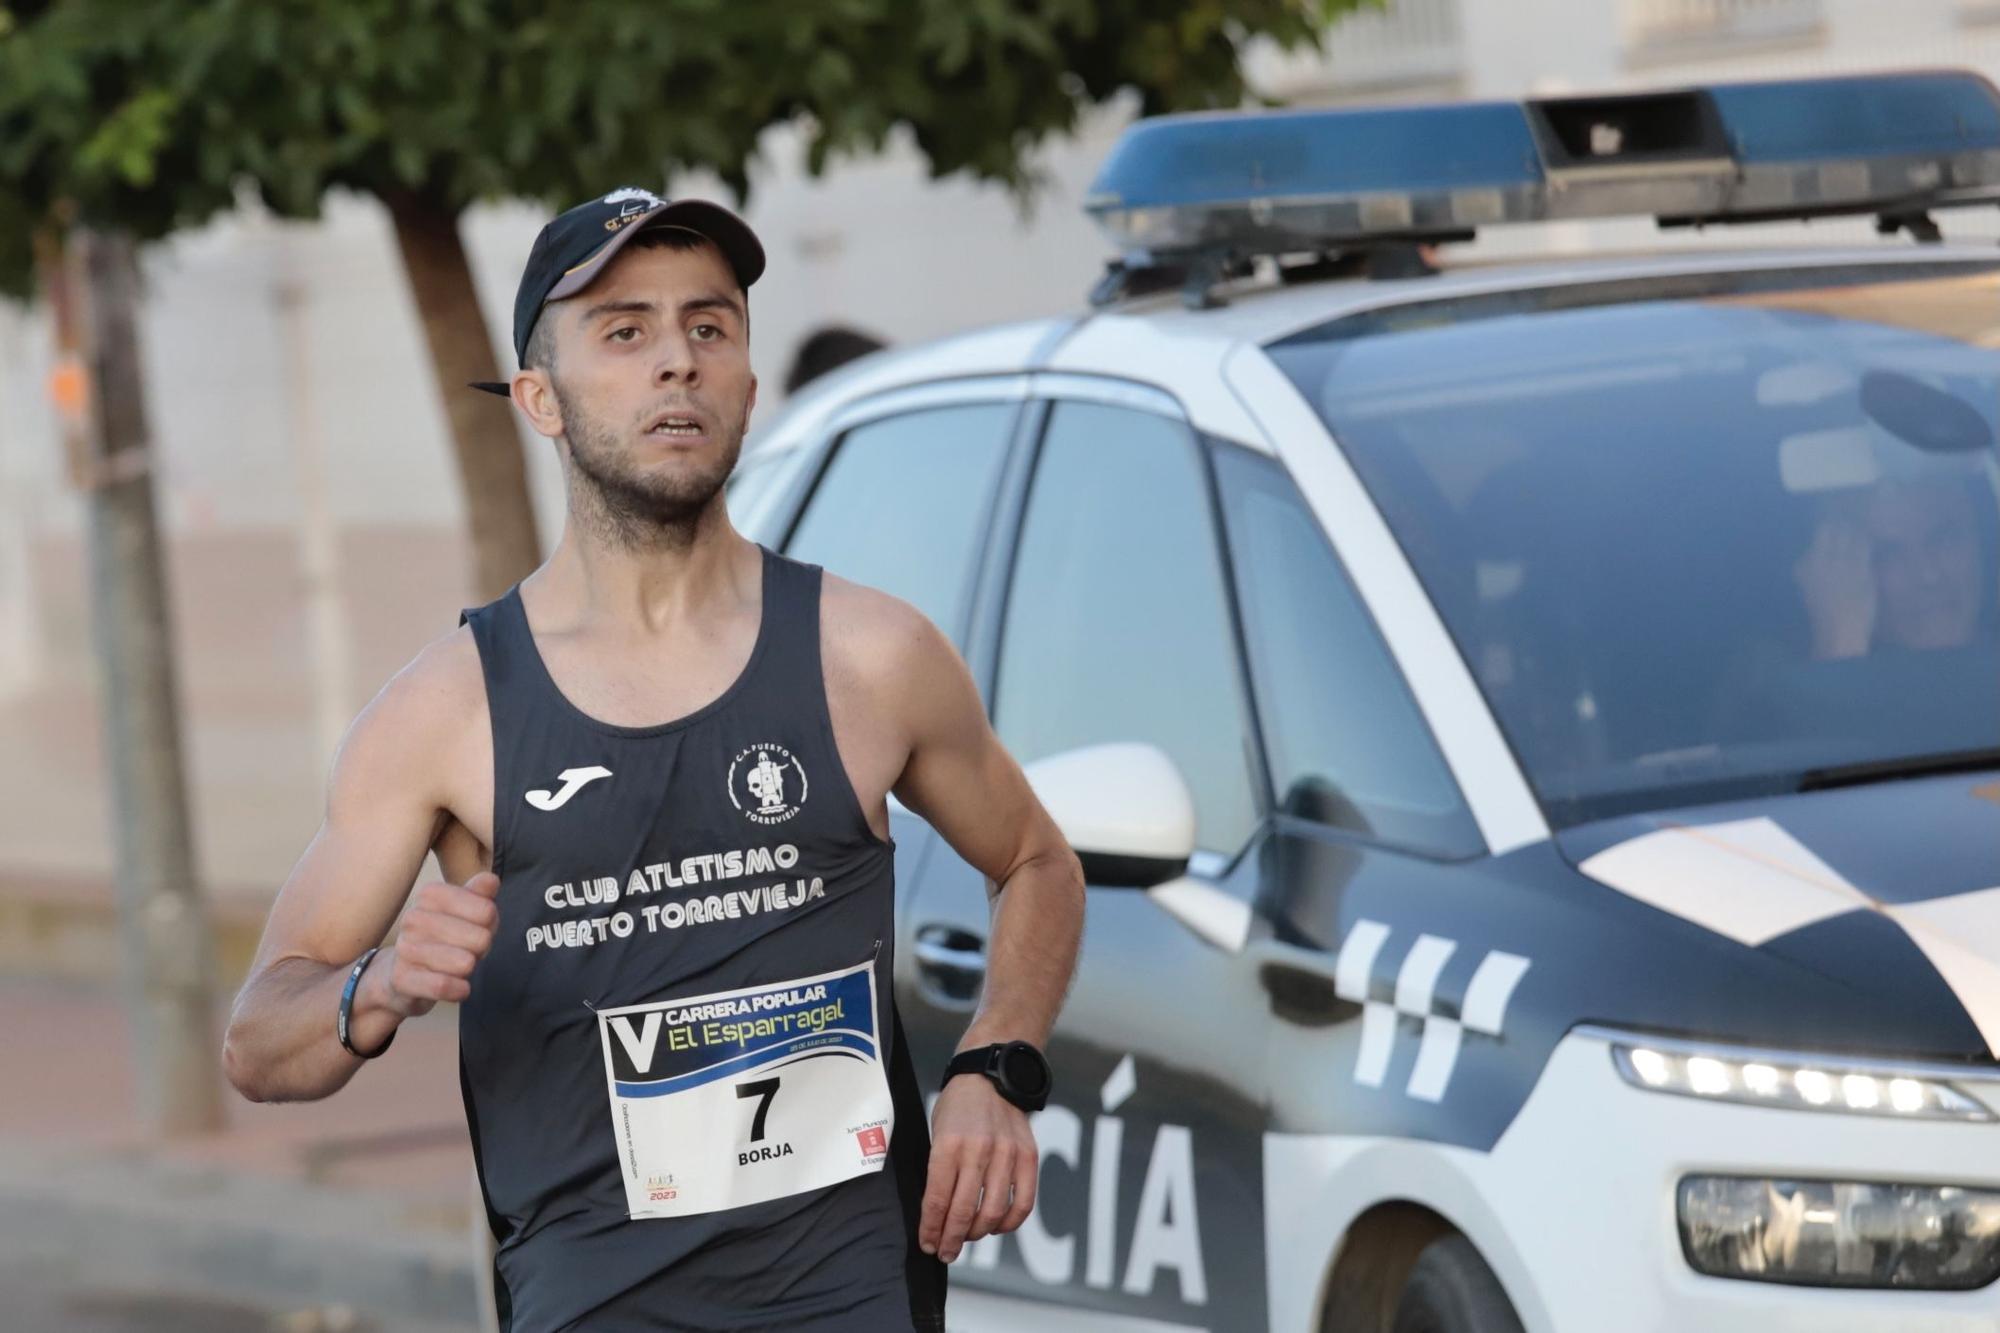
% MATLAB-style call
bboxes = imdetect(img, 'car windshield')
[1269,263,2000,826]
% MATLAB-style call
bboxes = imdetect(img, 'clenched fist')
[375,871,502,1017]
[920,1073,1040,1263]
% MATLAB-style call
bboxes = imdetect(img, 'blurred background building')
[11,0,2000,960]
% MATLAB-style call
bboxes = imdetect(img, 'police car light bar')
[1084,70,2000,307]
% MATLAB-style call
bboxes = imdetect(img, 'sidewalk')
[0,975,484,1329]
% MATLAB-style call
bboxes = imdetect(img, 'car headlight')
[1680,1176,2000,1289]
[1598,1031,1992,1122]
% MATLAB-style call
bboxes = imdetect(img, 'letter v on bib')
[526,765,614,811]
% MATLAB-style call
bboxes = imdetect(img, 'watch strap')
[944,1046,997,1083]
[941,1041,1051,1111]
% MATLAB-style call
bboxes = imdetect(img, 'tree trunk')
[384,194,542,601]
[48,228,222,1136]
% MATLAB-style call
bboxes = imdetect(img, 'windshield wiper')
[1797,747,2000,793]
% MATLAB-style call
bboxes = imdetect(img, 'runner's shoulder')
[329,624,487,803]
[817,572,968,709]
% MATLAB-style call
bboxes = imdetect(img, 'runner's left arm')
[885,605,1086,1263]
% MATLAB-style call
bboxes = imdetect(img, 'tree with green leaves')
[1,0,1348,596]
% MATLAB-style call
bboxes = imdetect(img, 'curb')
[0,1139,481,1328]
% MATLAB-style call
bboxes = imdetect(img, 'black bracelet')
[337,946,396,1059]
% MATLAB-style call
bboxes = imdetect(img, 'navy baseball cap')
[470,187,766,396]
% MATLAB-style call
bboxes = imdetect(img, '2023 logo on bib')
[595,958,893,1219]
[727,742,807,825]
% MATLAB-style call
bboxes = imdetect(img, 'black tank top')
[457,545,946,1333]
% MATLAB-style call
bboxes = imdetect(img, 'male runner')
[222,187,1086,1332]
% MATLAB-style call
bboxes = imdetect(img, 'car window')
[994,401,1261,855]
[1269,263,2000,824]
[1214,445,1482,856]
[724,444,809,539]
[784,403,1016,645]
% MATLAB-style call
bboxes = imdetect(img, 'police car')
[728,71,2000,1333]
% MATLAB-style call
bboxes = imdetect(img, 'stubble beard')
[556,379,748,551]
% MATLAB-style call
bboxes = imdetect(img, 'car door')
[1206,441,1503,1329]
[900,387,1277,1328]
[774,388,1026,906]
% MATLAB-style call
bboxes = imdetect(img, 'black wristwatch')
[942,1041,1053,1113]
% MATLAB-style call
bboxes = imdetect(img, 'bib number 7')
[596,958,893,1219]
[736,1077,780,1142]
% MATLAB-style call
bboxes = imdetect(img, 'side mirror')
[1022,742,1196,889]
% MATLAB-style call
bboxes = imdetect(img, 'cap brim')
[544,199,766,304]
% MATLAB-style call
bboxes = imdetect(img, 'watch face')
[1000,1044,1050,1098]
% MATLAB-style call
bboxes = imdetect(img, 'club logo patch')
[602,186,664,207]
[728,743,808,825]
[600,186,664,230]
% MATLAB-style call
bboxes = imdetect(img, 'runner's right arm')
[221,630,493,1103]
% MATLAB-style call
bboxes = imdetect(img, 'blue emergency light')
[1084,70,2000,305]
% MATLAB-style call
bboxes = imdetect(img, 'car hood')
[1555,769,2000,1061]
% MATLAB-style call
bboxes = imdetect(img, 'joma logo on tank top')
[524,764,613,811]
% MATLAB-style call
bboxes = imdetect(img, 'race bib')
[595,958,894,1219]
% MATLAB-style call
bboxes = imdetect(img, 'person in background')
[784,324,887,394]
[1796,476,1988,661]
